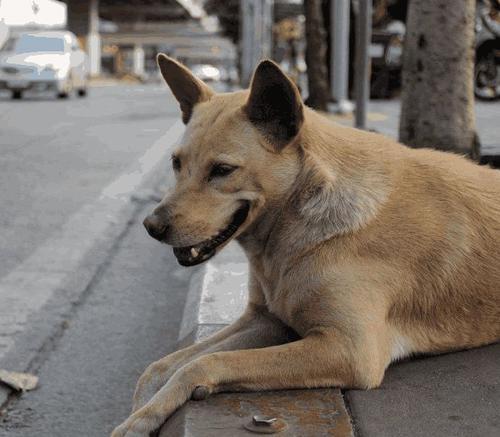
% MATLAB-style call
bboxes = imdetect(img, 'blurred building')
[0,0,66,47]
[63,0,236,80]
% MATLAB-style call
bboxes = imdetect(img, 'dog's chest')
[254,261,305,330]
[246,249,310,331]
[258,270,281,309]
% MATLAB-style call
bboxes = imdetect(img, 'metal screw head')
[253,415,278,426]
[244,415,288,434]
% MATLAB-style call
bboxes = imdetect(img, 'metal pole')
[354,0,372,129]
[331,0,352,113]
[88,0,101,77]
[261,0,274,59]
[133,44,145,78]
[240,0,273,87]
[240,0,252,86]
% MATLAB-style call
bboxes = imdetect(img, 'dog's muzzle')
[172,201,250,267]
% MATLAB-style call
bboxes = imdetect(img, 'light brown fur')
[112,56,500,437]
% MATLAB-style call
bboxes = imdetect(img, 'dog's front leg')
[132,304,293,412]
[112,329,383,437]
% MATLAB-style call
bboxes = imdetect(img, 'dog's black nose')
[143,214,169,241]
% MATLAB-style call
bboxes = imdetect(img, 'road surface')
[0,84,196,436]
[0,84,179,278]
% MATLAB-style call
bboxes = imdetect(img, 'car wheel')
[474,53,498,101]
[77,88,87,97]
[11,90,23,100]
[57,92,69,99]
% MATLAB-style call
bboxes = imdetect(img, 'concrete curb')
[0,120,184,408]
[178,243,248,343]
[160,243,354,436]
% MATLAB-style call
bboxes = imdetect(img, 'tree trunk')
[304,0,330,111]
[399,0,477,155]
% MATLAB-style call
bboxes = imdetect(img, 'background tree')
[304,0,330,110]
[399,0,478,156]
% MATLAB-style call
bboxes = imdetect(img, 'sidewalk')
[328,99,500,158]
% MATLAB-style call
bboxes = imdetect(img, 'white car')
[0,31,88,99]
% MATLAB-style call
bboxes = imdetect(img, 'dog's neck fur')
[238,109,392,266]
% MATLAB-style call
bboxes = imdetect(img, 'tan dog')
[112,55,500,437]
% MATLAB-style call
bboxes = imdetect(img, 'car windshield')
[14,35,65,54]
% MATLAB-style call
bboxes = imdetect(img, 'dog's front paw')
[132,353,190,413]
[110,426,143,437]
[111,414,154,437]
[132,381,157,413]
[132,360,172,412]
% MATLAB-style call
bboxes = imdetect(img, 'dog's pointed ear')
[157,54,214,124]
[244,60,304,150]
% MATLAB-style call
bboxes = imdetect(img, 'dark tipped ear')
[244,60,304,149]
[157,54,214,124]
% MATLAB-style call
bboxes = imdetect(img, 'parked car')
[0,31,88,99]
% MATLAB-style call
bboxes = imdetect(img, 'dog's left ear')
[244,60,304,150]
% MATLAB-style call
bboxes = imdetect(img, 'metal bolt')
[253,415,278,426]
[244,415,288,434]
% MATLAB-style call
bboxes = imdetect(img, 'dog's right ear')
[244,60,304,150]
[157,54,214,124]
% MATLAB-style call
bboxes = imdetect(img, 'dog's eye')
[209,163,236,180]
[172,155,181,172]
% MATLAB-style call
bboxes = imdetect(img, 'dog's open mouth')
[173,201,250,267]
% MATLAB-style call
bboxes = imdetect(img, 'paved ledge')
[346,342,500,437]
[160,243,353,436]
[161,385,352,437]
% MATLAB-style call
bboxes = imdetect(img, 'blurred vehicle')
[190,64,221,82]
[475,0,500,100]
[0,31,88,99]
[368,20,404,99]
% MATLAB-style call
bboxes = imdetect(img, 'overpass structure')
[63,0,234,78]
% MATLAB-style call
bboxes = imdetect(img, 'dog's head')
[143,55,305,266]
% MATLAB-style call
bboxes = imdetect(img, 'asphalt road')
[0,84,196,435]
[0,84,180,278]
[0,198,194,436]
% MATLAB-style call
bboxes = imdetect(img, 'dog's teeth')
[190,247,199,258]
